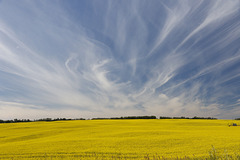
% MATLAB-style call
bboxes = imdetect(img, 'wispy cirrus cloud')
[0,0,239,119]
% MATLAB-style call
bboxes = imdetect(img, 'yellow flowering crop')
[0,119,239,159]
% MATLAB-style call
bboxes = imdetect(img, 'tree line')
[92,116,157,120]
[0,116,219,123]
[0,118,85,123]
[159,116,217,119]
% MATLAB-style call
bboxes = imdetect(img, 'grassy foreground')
[0,119,240,159]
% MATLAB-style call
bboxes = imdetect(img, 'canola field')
[0,119,240,159]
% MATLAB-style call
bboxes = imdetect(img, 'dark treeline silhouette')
[113,116,157,119]
[0,119,31,123]
[0,116,218,123]
[159,116,173,119]
[159,116,217,119]
[35,118,85,121]
[0,118,85,123]
[92,116,157,120]
[235,118,240,120]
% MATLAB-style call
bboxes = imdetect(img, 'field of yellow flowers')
[0,119,240,159]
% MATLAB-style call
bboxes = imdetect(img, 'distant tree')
[92,116,157,120]
[159,116,172,119]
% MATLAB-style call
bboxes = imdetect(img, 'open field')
[0,119,240,159]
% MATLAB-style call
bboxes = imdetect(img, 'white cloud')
[0,0,239,119]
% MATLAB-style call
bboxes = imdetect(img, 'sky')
[0,0,239,120]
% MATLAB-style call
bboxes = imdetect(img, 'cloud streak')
[0,0,239,119]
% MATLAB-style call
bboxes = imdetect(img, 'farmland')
[0,119,240,159]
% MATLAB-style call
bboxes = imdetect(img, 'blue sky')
[0,0,239,119]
